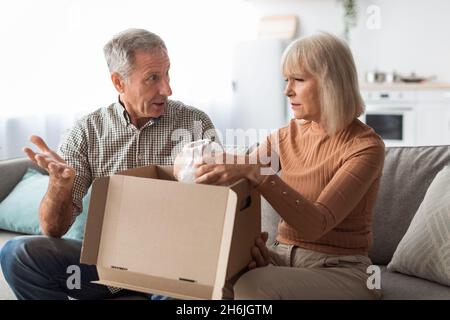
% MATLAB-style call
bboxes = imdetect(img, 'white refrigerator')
[230,39,290,147]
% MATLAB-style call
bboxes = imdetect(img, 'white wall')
[0,0,260,159]
[0,0,259,117]
[2,0,449,159]
[252,0,450,82]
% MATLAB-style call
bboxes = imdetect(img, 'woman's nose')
[284,82,294,97]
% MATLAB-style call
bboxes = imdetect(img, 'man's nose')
[159,79,172,97]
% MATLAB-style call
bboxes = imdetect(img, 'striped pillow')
[387,166,450,286]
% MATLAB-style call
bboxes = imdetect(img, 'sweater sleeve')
[249,128,287,175]
[255,141,385,241]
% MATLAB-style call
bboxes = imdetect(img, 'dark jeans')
[0,235,148,300]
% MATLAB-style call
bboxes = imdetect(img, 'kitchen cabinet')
[416,89,450,146]
[417,104,450,146]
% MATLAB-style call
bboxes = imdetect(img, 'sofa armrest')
[0,157,46,202]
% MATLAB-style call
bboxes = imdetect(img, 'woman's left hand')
[194,154,264,186]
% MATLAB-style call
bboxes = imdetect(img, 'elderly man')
[0,28,218,299]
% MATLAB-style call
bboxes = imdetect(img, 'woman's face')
[284,67,321,123]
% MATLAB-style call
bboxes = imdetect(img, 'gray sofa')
[1,145,450,300]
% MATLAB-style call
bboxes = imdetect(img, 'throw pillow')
[0,168,89,241]
[387,165,450,286]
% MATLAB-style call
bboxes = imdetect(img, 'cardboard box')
[80,165,261,300]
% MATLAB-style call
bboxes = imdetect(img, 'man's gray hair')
[103,28,167,79]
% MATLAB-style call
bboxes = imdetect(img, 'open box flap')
[226,180,262,280]
[80,177,110,265]
[116,165,175,181]
[212,188,237,299]
[116,165,158,179]
[95,267,213,300]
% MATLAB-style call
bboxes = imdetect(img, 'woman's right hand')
[248,232,271,270]
[23,135,75,189]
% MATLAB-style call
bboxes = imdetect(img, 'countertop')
[360,83,450,91]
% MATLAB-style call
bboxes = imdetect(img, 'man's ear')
[111,73,125,94]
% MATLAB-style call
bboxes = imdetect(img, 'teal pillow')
[0,168,89,241]
[66,190,90,241]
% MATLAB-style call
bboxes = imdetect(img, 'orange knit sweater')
[256,118,385,255]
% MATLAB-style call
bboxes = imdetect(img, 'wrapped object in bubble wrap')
[177,139,215,183]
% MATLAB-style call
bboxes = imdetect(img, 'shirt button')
[282,191,287,195]
[137,154,143,160]
[270,180,276,185]
[295,200,301,205]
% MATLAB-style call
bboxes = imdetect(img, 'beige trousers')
[228,242,382,300]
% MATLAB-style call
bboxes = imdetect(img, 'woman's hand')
[248,232,271,270]
[194,154,265,186]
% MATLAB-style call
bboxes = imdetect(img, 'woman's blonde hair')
[281,32,364,135]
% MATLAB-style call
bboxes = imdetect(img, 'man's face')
[120,49,172,120]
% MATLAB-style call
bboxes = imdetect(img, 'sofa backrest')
[261,145,450,265]
[369,145,450,265]
[261,197,280,246]
[0,158,45,202]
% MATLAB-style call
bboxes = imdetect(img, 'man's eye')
[294,78,304,82]
[147,75,158,81]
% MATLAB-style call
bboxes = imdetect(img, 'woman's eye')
[294,78,304,82]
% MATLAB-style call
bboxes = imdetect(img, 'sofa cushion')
[379,266,450,300]
[261,196,280,246]
[0,158,45,203]
[0,168,89,240]
[387,166,450,286]
[369,145,450,265]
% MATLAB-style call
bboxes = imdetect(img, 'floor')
[0,230,18,300]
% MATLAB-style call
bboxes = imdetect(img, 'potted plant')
[341,0,357,41]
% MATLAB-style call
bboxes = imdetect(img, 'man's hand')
[23,135,76,237]
[23,135,75,189]
[248,232,271,270]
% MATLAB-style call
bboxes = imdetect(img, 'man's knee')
[1,236,64,280]
[1,237,32,282]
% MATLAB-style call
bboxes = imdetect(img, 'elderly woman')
[192,32,385,299]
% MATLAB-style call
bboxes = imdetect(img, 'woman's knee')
[233,267,277,300]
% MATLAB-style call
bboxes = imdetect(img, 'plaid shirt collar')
[114,96,163,129]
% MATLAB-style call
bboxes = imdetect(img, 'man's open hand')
[23,135,75,188]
